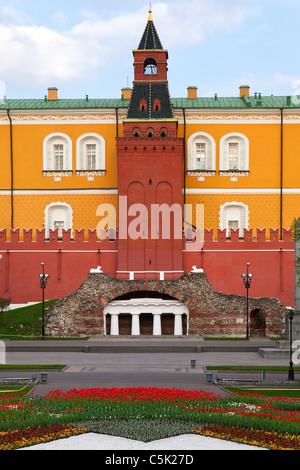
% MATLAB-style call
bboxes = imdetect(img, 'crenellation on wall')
[0,226,294,306]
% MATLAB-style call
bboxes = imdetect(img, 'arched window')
[44,202,73,240]
[139,99,147,111]
[219,202,249,238]
[153,98,161,111]
[76,133,105,171]
[144,58,157,75]
[220,133,249,171]
[43,133,72,171]
[187,132,216,171]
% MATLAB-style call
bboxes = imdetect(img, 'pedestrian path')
[22,433,266,451]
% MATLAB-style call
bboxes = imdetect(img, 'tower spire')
[148,2,153,21]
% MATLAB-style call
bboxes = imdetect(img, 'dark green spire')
[138,8,163,50]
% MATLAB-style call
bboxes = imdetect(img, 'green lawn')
[0,385,34,397]
[0,364,65,370]
[0,301,88,340]
[0,300,57,339]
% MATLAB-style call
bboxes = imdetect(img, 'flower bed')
[192,425,300,450]
[0,424,87,450]
[0,387,300,450]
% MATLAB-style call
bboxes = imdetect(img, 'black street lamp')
[241,262,253,340]
[288,308,295,381]
[39,263,50,340]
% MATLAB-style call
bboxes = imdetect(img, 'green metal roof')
[172,95,300,109]
[0,95,299,111]
[0,98,130,110]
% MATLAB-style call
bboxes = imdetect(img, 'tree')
[292,217,300,286]
[0,297,11,325]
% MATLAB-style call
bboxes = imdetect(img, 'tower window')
[153,98,161,111]
[144,58,157,75]
[133,127,140,138]
[139,99,147,111]
[160,127,168,138]
[147,127,154,138]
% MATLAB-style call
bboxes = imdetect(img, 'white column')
[131,313,140,336]
[110,313,119,336]
[153,313,162,336]
[174,313,183,336]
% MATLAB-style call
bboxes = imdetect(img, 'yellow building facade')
[0,84,299,240]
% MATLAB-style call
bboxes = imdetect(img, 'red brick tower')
[116,9,184,280]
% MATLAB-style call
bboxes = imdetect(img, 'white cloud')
[0,24,106,88]
[0,0,263,95]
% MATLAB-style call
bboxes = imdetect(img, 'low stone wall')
[45,272,286,338]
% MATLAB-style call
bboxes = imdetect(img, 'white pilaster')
[153,313,162,335]
[110,313,119,335]
[131,313,140,336]
[174,312,183,336]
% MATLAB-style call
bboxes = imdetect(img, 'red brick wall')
[0,227,294,307]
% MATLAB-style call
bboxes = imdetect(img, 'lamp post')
[288,308,295,381]
[241,262,253,340]
[39,263,50,340]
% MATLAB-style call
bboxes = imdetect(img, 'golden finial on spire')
[148,2,153,21]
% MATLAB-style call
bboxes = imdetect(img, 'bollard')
[206,372,213,384]
[41,372,48,384]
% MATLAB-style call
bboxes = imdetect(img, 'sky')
[0,0,300,100]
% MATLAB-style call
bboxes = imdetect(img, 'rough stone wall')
[45,272,286,338]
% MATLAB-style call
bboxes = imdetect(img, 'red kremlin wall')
[0,227,294,306]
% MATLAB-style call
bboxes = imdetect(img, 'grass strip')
[0,365,65,370]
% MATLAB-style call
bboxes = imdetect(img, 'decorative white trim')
[219,201,249,238]
[76,133,106,174]
[187,171,216,181]
[0,112,128,125]
[219,171,250,182]
[43,132,73,173]
[220,132,249,172]
[184,188,300,194]
[43,171,73,182]
[0,189,118,195]
[187,131,216,172]
[44,202,73,239]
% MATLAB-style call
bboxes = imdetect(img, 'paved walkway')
[23,433,266,451]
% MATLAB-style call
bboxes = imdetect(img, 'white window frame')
[43,133,73,172]
[187,132,216,171]
[219,133,249,172]
[219,201,249,238]
[76,133,106,172]
[44,202,73,240]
